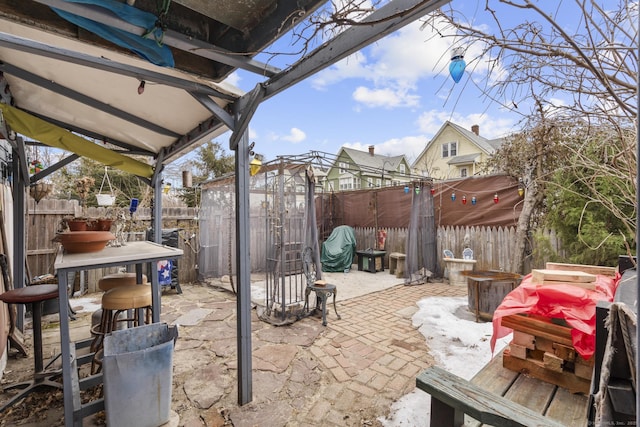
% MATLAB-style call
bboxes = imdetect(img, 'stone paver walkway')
[0,279,467,426]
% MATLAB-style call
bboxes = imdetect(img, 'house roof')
[447,122,506,154]
[411,120,507,169]
[447,153,481,165]
[338,147,407,177]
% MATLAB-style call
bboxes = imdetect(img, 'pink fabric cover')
[490,272,621,360]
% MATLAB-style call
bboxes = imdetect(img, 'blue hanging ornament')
[449,47,466,83]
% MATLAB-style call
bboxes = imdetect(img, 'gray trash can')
[102,323,178,427]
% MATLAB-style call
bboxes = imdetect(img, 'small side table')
[389,252,406,278]
[304,281,341,326]
[356,250,386,273]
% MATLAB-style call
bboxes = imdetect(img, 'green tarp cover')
[321,225,356,272]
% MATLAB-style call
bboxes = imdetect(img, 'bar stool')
[91,272,148,340]
[98,272,147,291]
[0,284,63,412]
[90,284,152,373]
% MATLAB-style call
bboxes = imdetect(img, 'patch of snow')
[378,296,512,427]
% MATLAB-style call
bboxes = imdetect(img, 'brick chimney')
[471,124,479,135]
[368,145,375,156]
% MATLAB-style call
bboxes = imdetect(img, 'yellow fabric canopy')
[0,104,154,178]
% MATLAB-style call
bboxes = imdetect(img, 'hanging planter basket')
[97,167,116,206]
[29,182,54,203]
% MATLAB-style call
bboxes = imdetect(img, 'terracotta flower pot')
[94,219,113,231]
[56,231,116,253]
[67,219,88,231]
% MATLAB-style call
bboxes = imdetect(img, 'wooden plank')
[502,348,591,394]
[574,363,593,380]
[509,343,528,360]
[545,386,589,426]
[536,280,596,290]
[501,315,574,347]
[545,262,617,277]
[504,374,556,413]
[531,269,596,284]
[543,352,564,372]
[470,351,518,394]
[416,366,565,427]
[512,331,535,350]
[552,342,577,363]
[466,351,519,427]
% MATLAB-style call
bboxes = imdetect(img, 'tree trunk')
[512,184,541,274]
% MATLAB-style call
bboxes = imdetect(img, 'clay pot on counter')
[56,231,116,253]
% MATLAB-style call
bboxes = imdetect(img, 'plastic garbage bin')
[102,323,179,427]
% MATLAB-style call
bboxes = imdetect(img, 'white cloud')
[311,52,369,90]
[222,71,241,88]
[416,110,518,139]
[282,127,306,143]
[309,15,514,117]
[352,86,420,108]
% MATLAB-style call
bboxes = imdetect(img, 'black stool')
[301,247,341,326]
[304,281,341,326]
[0,284,63,412]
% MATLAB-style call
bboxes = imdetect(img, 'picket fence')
[26,199,199,293]
[353,226,562,274]
[25,199,561,291]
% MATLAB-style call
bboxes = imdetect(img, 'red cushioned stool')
[0,284,63,412]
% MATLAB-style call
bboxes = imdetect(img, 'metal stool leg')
[320,293,328,326]
[332,290,341,320]
[0,301,62,413]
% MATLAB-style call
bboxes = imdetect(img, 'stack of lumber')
[530,268,597,290]
[502,263,615,394]
[503,314,593,394]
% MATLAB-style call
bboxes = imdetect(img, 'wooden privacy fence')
[27,200,562,288]
[353,226,562,274]
[26,199,199,292]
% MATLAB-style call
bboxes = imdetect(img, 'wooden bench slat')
[546,387,590,426]
[417,366,565,427]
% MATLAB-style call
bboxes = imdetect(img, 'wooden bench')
[417,366,566,427]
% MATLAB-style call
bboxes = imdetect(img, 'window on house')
[376,178,381,187]
[367,178,374,187]
[460,167,468,178]
[339,162,348,174]
[339,177,352,190]
[354,178,361,189]
[442,142,458,158]
[399,164,406,174]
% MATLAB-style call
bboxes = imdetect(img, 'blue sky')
[214,1,528,165]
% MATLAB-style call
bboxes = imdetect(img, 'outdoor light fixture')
[451,192,456,201]
[493,193,499,204]
[415,186,420,195]
[404,185,410,193]
[518,179,525,197]
[449,47,466,83]
[163,182,172,194]
[430,187,435,195]
[471,196,477,205]
[462,195,467,205]
[137,80,146,94]
[250,157,262,176]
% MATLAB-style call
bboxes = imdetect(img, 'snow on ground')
[378,296,513,427]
